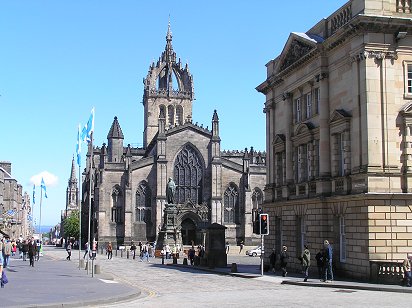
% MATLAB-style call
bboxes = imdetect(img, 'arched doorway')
[181,218,196,245]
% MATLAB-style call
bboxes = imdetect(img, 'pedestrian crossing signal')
[260,213,269,235]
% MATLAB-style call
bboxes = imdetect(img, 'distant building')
[257,0,412,281]
[82,24,266,249]
[0,161,32,239]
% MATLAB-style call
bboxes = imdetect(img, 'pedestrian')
[18,240,23,259]
[140,242,149,262]
[130,241,137,259]
[138,241,142,254]
[83,242,89,259]
[315,249,324,280]
[28,237,37,267]
[403,258,411,287]
[36,239,41,261]
[3,239,12,268]
[323,240,333,282]
[11,239,16,256]
[165,244,171,259]
[239,241,244,254]
[107,242,113,259]
[188,246,195,266]
[301,245,311,282]
[0,240,5,288]
[280,245,289,277]
[225,241,230,254]
[66,242,72,260]
[269,248,277,274]
[22,240,28,262]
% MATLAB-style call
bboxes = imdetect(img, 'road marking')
[100,279,119,284]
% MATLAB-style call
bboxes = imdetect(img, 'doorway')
[181,218,196,245]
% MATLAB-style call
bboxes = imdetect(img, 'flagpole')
[87,132,93,275]
[39,185,42,243]
[78,162,82,270]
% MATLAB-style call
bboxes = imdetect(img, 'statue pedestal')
[155,203,182,251]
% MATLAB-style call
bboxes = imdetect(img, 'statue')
[166,177,176,204]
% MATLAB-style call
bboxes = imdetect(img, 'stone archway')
[181,218,196,245]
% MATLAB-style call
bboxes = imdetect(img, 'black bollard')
[162,254,165,265]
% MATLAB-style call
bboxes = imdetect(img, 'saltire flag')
[5,209,16,217]
[41,177,48,198]
[76,123,81,166]
[32,184,36,204]
[81,107,95,143]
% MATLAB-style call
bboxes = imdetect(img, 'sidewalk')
[167,260,412,294]
[0,247,140,308]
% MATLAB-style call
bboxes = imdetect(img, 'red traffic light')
[261,215,267,221]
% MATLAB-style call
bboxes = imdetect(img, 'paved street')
[2,246,412,307]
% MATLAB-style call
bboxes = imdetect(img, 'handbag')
[2,271,8,284]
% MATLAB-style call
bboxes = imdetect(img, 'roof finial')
[167,15,172,42]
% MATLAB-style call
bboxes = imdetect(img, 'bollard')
[94,264,101,274]
[79,259,85,269]
[183,258,188,265]
[121,250,123,258]
[115,249,118,257]
[127,250,129,259]
[173,256,177,264]
[231,263,238,273]
[162,255,165,265]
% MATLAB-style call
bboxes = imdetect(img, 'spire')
[107,116,124,139]
[165,18,174,64]
[70,156,77,182]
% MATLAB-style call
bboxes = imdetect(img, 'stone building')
[257,0,412,280]
[60,158,79,240]
[0,161,32,239]
[82,24,266,249]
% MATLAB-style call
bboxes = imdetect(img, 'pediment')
[329,109,351,124]
[273,134,285,145]
[294,122,314,136]
[277,32,320,72]
[400,102,412,116]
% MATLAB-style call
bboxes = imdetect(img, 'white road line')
[99,279,119,284]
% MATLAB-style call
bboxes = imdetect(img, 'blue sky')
[0,1,347,227]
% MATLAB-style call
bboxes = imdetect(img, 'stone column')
[284,94,293,183]
[318,73,331,193]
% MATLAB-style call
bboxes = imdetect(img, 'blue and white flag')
[41,177,48,198]
[81,107,95,143]
[5,209,16,217]
[32,184,36,204]
[27,214,33,222]
[76,123,81,166]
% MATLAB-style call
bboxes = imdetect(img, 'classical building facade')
[257,0,412,280]
[82,24,266,249]
[0,161,32,239]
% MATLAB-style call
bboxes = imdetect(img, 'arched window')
[168,105,175,126]
[224,183,239,224]
[159,105,166,118]
[174,144,203,204]
[252,187,263,209]
[111,185,123,223]
[176,105,183,125]
[135,182,151,223]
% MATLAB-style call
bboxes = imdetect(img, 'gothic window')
[168,105,175,126]
[224,183,239,224]
[159,105,166,118]
[111,185,123,223]
[176,105,183,125]
[135,181,151,223]
[174,144,203,204]
[251,187,263,209]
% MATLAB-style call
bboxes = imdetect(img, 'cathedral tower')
[66,157,79,212]
[142,21,194,148]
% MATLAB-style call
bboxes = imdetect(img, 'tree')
[63,210,79,240]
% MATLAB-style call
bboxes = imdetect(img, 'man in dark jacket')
[301,245,311,282]
[28,237,37,267]
[22,240,29,261]
[269,249,277,274]
[280,245,289,277]
[323,240,333,282]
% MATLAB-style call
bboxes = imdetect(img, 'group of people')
[269,239,334,282]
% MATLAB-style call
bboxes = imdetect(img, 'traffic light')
[260,213,269,235]
[252,208,262,234]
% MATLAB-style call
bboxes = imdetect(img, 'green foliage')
[63,210,80,239]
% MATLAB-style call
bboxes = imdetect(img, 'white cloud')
[30,171,59,187]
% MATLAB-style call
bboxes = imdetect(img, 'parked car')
[246,246,262,257]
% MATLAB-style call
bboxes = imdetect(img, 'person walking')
[323,240,333,282]
[28,237,37,267]
[3,239,12,268]
[301,245,311,282]
[315,249,324,280]
[66,242,72,261]
[130,241,137,259]
[403,258,411,287]
[225,241,230,254]
[269,248,277,274]
[239,241,244,254]
[0,240,4,288]
[36,240,41,261]
[83,242,89,259]
[165,244,171,259]
[280,245,289,277]
[140,242,149,262]
[107,242,113,260]
[22,240,28,262]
